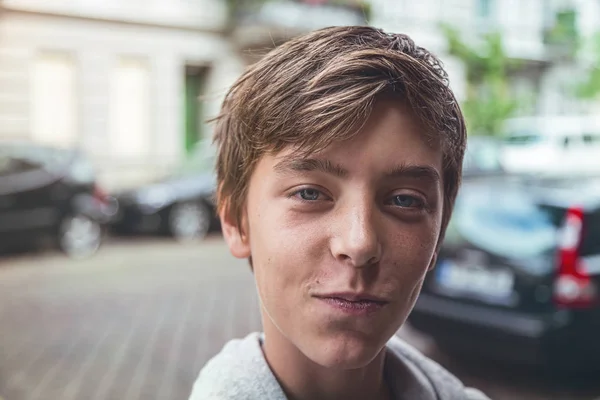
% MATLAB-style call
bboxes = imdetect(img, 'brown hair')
[213,26,466,243]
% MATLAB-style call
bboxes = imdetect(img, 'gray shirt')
[189,332,491,400]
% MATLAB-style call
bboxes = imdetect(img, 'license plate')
[436,259,514,299]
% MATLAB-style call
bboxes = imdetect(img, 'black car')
[409,175,600,373]
[0,142,117,258]
[112,144,218,241]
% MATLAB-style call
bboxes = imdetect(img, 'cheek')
[247,206,325,300]
[384,221,439,288]
[250,198,328,261]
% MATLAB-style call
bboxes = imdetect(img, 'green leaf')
[441,24,523,136]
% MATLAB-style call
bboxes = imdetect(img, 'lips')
[314,292,389,315]
[315,292,389,304]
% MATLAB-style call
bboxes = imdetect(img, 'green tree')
[441,24,522,137]
[575,32,600,100]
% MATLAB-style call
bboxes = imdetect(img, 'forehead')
[338,98,439,151]
[264,99,443,178]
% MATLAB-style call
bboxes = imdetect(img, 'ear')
[427,251,438,273]
[220,205,251,259]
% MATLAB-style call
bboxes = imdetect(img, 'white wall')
[1,0,227,32]
[0,10,243,189]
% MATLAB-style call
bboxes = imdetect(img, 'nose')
[330,201,382,268]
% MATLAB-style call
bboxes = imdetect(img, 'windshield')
[0,144,72,176]
[447,189,559,259]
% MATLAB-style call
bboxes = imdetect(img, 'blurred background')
[1,0,600,399]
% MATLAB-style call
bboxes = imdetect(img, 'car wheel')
[168,202,211,241]
[58,214,102,259]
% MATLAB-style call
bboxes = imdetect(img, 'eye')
[389,194,424,209]
[292,188,327,202]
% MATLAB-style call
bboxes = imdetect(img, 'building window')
[477,0,493,19]
[108,57,151,159]
[31,52,77,147]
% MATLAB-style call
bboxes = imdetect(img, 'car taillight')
[553,206,597,308]
[93,185,108,205]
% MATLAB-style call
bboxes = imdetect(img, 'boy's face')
[221,99,443,369]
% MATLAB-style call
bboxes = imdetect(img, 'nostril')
[338,254,351,261]
[366,256,379,265]
[337,253,380,268]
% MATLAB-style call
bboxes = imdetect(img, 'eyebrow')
[274,157,441,183]
[384,164,441,183]
[274,158,348,178]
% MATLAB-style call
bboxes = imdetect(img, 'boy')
[190,26,490,400]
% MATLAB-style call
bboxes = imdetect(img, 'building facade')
[0,0,245,190]
[2,0,598,191]
[230,0,600,125]
[370,0,600,117]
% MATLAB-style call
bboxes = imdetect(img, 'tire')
[167,201,211,241]
[58,214,102,259]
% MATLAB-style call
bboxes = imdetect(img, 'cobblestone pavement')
[0,237,599,400]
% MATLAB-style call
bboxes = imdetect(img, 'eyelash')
[288,187,426,210]
[384,194,426,210]
[288,188,332,203]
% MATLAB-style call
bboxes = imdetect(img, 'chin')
[302,332,386,370]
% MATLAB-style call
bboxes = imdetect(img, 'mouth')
[314,293,389,315]
[316,292,389,303]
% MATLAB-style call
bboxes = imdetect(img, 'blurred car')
[111,143,218,241]
[463,136,504,178]
[409,175,600,373]
[0,142,117,258]
[500,116,600,176]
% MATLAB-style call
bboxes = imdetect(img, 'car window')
[581,210,600,256]
[28,147,72,172]
[449,190,558,259]
[0,157,43,177]
[464,140,502,173]
[583,134,600,145]
[66,153,96,184]
[503,133,544,145]
[0,144,72,173]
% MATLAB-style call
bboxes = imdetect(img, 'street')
[0,237,599,400]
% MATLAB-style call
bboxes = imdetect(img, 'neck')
[261,319,392,400]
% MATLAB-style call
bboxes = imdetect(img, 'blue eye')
[296,188,322,201]
[391,195,422,208]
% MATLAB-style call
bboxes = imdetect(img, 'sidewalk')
[0,238,260,400]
